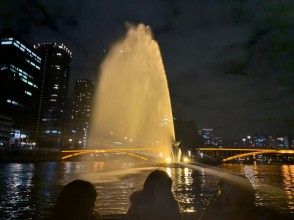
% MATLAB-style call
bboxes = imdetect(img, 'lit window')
[25,91,32,96]
[25,59,40,70]
[56,53,62,56]
[1,40,12,45]
[0,65,8,71]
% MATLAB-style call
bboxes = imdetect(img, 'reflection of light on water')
[166,167,172,178]
[184,167,191,186]
[94,162,105,170]
[281,165,294,210]
[64,162,72,174]
[185,207,196,212]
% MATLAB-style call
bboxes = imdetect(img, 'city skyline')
[0,2,293,219]
[0,0,293,140]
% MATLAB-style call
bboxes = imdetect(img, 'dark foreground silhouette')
[200,176,286,220]
[126,170,182,220]
[51,179,99,220]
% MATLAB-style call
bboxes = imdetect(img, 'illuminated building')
[199,128,214,146]
[0,31,41,147]
[35,43,71,149]
[72,79,95,148]
[252,131,268,148]
[277,137,289,149]
[211,137,223,147]
[0,114,13,147]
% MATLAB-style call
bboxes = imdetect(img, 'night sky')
[1,0,293,141]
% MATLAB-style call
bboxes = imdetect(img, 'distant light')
[183,157,190,163]
[69,138,72,142]
[188,150,191,157]
[242,138,246,141]
[247,136,251,139]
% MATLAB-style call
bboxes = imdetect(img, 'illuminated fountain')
[89,24,175,159]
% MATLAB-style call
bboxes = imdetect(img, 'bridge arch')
[223,150,294,162]
[198,148,294,163]
[61,148,161,160]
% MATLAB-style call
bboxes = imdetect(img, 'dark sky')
[1,0,293,141]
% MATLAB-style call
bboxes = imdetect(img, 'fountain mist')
[89,24,175,158]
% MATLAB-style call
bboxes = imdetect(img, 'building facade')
[0,32,41,147]
[35,43,71,149]
[199,128,214,146]
[72,79,95,148]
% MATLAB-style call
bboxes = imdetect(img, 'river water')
[0,155,293,219]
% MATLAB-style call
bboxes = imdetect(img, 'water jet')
[89,24,175,160]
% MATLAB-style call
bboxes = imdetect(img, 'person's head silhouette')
[143,170,172,195]
[52,179,97,220]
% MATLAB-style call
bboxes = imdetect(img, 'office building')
[211,137,223,147]
[199,128,214,145]
[35,43,71,149]
[0,31,41,147]
[252,131,268,148]
[72,79,95,148]
[0,114,13,147]
[276,137,289,149]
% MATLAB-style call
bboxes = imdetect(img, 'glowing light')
[166,157,172,163]
[183,157,190,163]
[188,150,191,157]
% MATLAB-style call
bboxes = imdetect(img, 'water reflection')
[224,164,294,213]
[281,165,294,211]
[0,162,293,219]
[163,167,218,215]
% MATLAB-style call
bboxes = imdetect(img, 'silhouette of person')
[51,179,99,220]
[127,170,181,220]
[200,175,282,220]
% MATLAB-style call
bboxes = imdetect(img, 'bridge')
[61,147,162,160]
[197,147,294,163]
[61,147,294,163]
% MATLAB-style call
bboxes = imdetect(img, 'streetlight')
[242,138,246,146]
[247,136,251,146]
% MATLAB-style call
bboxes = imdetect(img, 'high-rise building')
[0,114,13,147]
[0,31,42,147]
[276,137,289,149]
[35,43,71,149]
[211,137,223,147]
[72,79,95,148]
[252,131,268,148]
[199,128,214,146]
